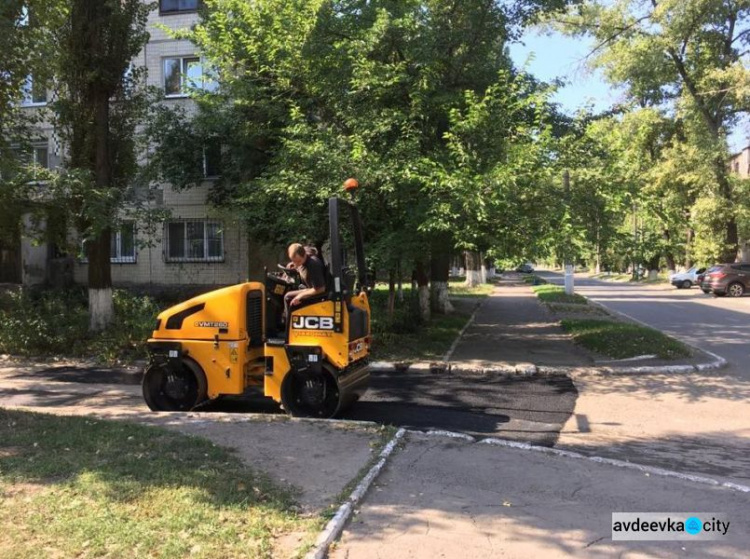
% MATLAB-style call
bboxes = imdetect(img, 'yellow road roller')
[142,188,371,418]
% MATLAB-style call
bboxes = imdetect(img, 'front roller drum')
[142,358,208,412]
[281,364,369,418]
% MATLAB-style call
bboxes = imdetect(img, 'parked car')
[515,263,534,273]
[700,263,750,297]
[669,266,706,289]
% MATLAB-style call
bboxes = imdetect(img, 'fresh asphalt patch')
[341,370,578,446]
[8,366,142,385]
[9,365,578,446]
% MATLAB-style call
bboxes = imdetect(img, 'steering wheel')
[276,264,301,286]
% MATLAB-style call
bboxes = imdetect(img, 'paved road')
[538,271,750,376]
[6,364,578,446]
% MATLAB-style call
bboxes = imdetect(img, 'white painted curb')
[442,299,484,363]
[410,429,750,495]
[305,428,407,559]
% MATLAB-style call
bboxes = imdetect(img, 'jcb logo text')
[292,316,335,330]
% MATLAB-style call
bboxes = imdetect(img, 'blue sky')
[508,29,749,152]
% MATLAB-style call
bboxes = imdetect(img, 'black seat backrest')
[305,247,334,294]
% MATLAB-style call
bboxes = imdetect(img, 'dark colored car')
[700,263,750,297]
[515,263,534,273]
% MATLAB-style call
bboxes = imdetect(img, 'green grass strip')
[532,284,587,305]
[560,319,691,360]
[0,409,315,559]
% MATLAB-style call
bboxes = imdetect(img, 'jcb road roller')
[142,187,371,418]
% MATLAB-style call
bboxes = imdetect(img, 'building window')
[203,143,221,178]
[160,0,199,14]
[111,222,137,263]
[165,220,223,262]
[21,75,47,105]
[734,161,740,173]
[4,143,49,181]
[80,223,137,264]
[163,57,217,97]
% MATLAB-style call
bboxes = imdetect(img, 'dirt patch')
[162,416,382,513]
[0,482,47,498]
[0,447,21,458]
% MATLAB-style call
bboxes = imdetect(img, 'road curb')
[305,428,407,559]
[410,429,750,495]
[369,355,727,377]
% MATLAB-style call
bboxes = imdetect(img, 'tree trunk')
[663,229,676,274]
[685,227,694,268]
[713,156,739,262]
[430,247,453,314]
[647,254,660,281]
[387,269,396,320]
[88,89,113,331]
[396,259,403,302]
[480,253,488,284]
[415,260,430,322]
[464,251,481,287]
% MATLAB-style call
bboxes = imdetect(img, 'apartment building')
[729,146,750,179]
[10,0,279,288]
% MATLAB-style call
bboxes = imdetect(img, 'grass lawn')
[369,280,492,362]
[532,284,588,305]
[0,409,317,559]
[560,319,691,360]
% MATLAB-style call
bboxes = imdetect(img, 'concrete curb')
[369,355,726,377]
[411,429,750,495]
[305,427,407,559]
[441,299,484,363]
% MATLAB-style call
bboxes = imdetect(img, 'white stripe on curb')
[477,436,750,494]
[442,299,485,363]
[409,428,750,495]
[305,428,407,559]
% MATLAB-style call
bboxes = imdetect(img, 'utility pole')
[563,170,574,296]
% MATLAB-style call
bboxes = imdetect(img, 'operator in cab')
[285,243,327,311]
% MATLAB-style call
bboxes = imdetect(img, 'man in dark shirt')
[285,243,327,309]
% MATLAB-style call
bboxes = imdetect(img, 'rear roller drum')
[142,358,207,412]
[281,370,342,418]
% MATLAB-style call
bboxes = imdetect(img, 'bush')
[0,287,160,363]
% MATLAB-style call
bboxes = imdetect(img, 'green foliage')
[560,318,691,360]
[146,0,571,275]
[0,288,159,362]
[555,0,750,265]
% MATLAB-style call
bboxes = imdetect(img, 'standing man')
[285,244,328,313]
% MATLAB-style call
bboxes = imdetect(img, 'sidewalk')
[448,282,593,370]
[331,432,750,558]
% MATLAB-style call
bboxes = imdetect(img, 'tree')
[51,0,152,330]
[557,0,750,263]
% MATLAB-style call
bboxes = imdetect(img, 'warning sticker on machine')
[194,321,229,328]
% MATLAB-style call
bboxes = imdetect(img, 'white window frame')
[79,222,137,264]
[163,56,217,98]
[159,0,200,15]
[20,75,47,106]
[203,144,221,179]
[111,222,137,263]
[164,220,224,263]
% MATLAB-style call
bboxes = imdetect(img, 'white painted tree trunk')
[430,281,454,314]
[480,263,488,283]
[89,287,113,331]
[418,285,430,322]
[739,239,750,262]
[464,252,481,287]
[648,269,659,281]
